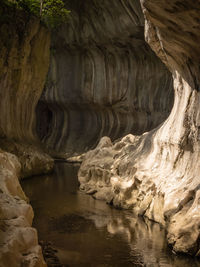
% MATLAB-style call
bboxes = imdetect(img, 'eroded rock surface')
[0,3,54,175]
[37,0,173,156]
[79,0,200,256]
[0,3,54,176]
[0,3,50,143]
[0,4,53,266]
[0,139,54,178]
[0,150,46,267]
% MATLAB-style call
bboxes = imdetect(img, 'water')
[22,163,200,267]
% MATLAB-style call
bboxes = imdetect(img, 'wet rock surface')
[39,241,66,267]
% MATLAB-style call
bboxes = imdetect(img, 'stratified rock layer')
[37,0,173,155]
[79,0,200,256]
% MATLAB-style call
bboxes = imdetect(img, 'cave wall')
[37,0,173,155]
[2,0,199,262]
[0,5,50,143]
[0,4,53,177]
[79,0,200,256]
[141,0,200,255]
[0,4,53,266]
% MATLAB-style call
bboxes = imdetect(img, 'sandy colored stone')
[0,150,47,267]
[79,0,200,256]
[0,139,54,178]
[0,5,50,266]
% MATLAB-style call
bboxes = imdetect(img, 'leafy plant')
[4,0,70,29]
[42,0,70,28]
[17,0,40,15]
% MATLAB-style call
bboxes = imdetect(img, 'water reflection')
[22,163,200,267]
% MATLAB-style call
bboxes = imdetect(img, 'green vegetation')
[3,0,70,28]
[42,0,70,28]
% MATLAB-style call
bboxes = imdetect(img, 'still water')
[22,163,200,267]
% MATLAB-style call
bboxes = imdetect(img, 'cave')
[1,0,200,266]
[36,0,173,156]
[36,101,53,141]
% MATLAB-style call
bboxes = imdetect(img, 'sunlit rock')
[79,0,200,256]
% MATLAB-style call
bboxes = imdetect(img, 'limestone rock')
[0,139,54,178]
[0,3,50,144]
[0,3,54,177]
[36,0,173,155]
[79,0,200,256]
[0,4,51,266]
[0,150,46,267]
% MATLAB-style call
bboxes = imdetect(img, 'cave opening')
[36,101,53,141]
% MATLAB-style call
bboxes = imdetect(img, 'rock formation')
[0,151,46,267]
[1,0,200,263]
[0,3,53,266]
[0,3,53,177]
[79,0,200,256]
[0,4,49,143]
[37,0,173,156]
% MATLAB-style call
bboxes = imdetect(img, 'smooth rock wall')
[141,0,200,255]
[37,0,173,155]
[0,3,50,143]
[0,3,53,176]
[78,0,200,256]
[0,4,53,266]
